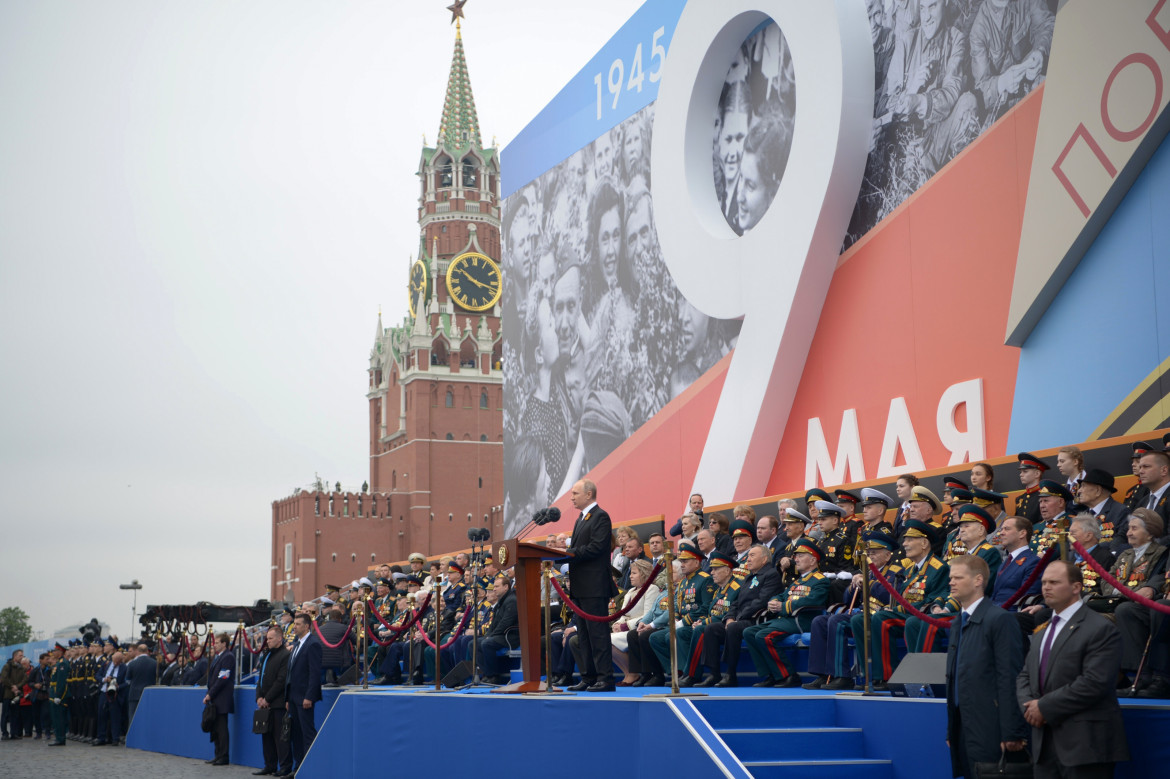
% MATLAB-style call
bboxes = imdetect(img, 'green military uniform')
[683,557,740,679]
[48,649,70,745]
[743,541,832,685]
[649,564,715,675]
[863,519,950,683]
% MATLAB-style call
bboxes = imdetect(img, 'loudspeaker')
[441,660,474,688]
[887,652,947,698]
[334,664,360,686]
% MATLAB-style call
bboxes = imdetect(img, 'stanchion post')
[236,621,244,682]
[860,550,873,694]
[433,580,442,691]
[664,551,679,694]
[359,605,368,689]
[1058,529,1069,563]
[544,562,553,692]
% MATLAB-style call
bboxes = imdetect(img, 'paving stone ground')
[0,736,258,778]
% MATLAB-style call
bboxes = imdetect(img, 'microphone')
[531,507,561,526]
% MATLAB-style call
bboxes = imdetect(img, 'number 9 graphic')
[651,0,873,501]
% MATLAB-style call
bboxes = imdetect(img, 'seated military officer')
[744,538,832,687]
[679,551,740,686]
[807,532,903,690]
[1032,480,1073,554]
[697,544,783,688]
[860,519,949,690]
[649,543,715,681]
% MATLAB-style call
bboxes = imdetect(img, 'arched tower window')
[445,390,454,408]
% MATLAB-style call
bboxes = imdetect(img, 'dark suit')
[256,646,291,775]
[1091,498,1129,554]
[1016,605,1130,778]
[124,654,156,724]
[946,599,1028,778]
[206,650,235,763]
[285,633,322,771]
[476,588,519,679]
[95,662,127,745]
[991,547,1041,608]
[703,565,783,680]
[568,503,618,684]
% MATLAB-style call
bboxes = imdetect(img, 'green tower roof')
[436,22,482,152]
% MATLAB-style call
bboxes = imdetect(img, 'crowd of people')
[4,439,1166,776]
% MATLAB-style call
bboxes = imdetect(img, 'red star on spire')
[446,0,467,24]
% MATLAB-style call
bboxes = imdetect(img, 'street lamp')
[119,579,142,640]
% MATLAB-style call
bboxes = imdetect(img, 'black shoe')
[1137,676,1170,699]
[211,757,229,766]
[409,674,424,685]
[586,681,616,692]
[93,741,107,746]
[34,734,42,740]
[644,674,665,687]
[695,674,720,688]
[753,677,776,687]
[715,675,738,688]
[49,741,65,746]
[825,677,854,690]
[802,675,827,690]
[205,758,217,763]
[274,771,292,778]
[777,674,802,688]
[629,675,647,688]
[567,680,592,692]
[871,681,889,692]
[490,675,511,685]
[676,675,694,688]
[253,770,276,776]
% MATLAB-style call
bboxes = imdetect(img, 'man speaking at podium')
[567,479,618,691]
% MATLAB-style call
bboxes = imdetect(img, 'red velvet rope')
[312,615,356,649]
[418,603,474,650]
[1072,539,1170,615]
[180,633,213,660]
[236,627,263,656]
[867,563,954,629]
[366,602,429,647]
[549,562,663,623]
[999,544,1058,610]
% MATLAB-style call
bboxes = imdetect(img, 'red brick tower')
[270,20,503,605]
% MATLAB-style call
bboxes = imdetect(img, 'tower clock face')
[445,252,502,312]
[408,260,430,317]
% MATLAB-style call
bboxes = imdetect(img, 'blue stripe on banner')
[500,0,687,199]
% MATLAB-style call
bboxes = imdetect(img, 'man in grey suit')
[1017,561,1129,779]
[946,555,1028,778]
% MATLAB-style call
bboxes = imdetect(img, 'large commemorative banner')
[500,0,1170,536]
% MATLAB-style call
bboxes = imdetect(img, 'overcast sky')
[0,0,643,641]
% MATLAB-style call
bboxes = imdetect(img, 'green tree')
[0,607,32,646]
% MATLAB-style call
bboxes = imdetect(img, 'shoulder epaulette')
[696,571,711,578]
[728,580,741,590]
[811,572,826,580]
[928,558,944,570]
[978,542,995,552]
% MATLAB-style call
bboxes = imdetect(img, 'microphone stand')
[459,547,498,690]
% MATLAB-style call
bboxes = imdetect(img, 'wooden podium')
[490,537,570,694]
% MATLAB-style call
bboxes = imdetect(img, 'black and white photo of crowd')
[501,106,742,535]
[713,21,795,236]
[845,0,1056,247]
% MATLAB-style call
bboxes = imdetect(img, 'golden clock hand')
[462,274,493,290]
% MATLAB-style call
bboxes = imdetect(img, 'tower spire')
[436,7,481,152]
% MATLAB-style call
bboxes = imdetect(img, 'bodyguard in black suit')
[285,613,322,773]
[255,627,291,777]
[203,634,235,766]
[945,556,1028,779]
[1017,561,1129,779]
[566,479,619,692]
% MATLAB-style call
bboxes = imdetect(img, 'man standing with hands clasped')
[945,555,1027,778]
[566,479,618,692]
[1017,561,1129,779]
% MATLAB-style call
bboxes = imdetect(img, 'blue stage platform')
[128,683,1168,778]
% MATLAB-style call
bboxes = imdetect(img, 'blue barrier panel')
[127,685,343,767]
